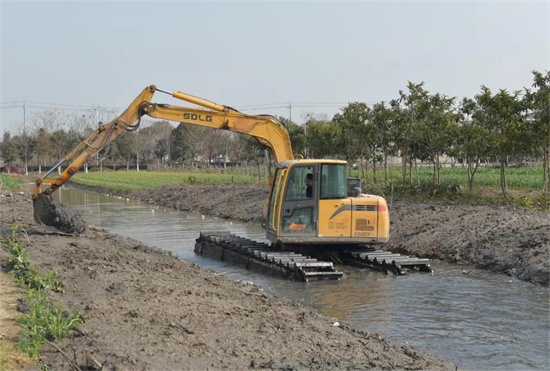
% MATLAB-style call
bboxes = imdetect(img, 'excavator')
[33,85,431,281]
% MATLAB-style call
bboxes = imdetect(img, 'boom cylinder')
[172,91,226,112]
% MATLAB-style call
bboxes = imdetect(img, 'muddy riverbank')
[71,181,550,286]
[0,190,454,370]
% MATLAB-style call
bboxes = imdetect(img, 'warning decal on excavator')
[289,223,307,230]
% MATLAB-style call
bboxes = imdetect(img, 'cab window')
[284,165,314,201]
[320,164,347,199]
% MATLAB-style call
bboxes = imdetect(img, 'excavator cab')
[266,160,389,246]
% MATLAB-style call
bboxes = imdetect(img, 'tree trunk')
[38,164,42,175]
[384,153,388,186]
[433,156,439,186]
[136,152,140,172]
[85,163,88,174]
[126,156,130,171]
[402,154,407,182]
[466,157,479,192]
[373,157,377,184]
[543,144,549,193]
[500,156,507,198]
[408,158,413,185]
[24,148,28,175]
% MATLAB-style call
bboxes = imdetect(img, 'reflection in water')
[55,188,550,370]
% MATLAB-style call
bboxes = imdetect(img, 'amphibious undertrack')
[195,232,432,282]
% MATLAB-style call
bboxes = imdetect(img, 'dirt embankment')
[0,191,453,370]
[80,182,550,286]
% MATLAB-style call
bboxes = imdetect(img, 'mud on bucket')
[33,194,86,235]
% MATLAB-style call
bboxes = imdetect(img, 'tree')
[185,126,211,167]
[475,86,525,197]
[35,128,52,173]
[305,118,336,159]
[131,124,155,171]
[423,93,457,185]
[278,117,306,157]
[112,131,134,170]
[12,129,35,175]
[370,102,395,184]
[0,132,17,167]
[30,110,65,133]
[170,123,188,165]
[150,120,174,165]
[453,97,491,190]
[525,70,550,193]
[333,102,369,174]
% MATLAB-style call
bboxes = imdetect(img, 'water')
[55,188,550,370]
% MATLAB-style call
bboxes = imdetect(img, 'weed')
[5,228,64,293]
[1,227,83,359]
[16,290,84,357]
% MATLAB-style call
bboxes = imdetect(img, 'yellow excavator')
[34,86,437,280]
[33,85,389,246]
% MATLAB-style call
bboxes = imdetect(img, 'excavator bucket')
[33,193,86,235]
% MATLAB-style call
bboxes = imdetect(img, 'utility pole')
[288,103,292,122]
[23,102,28,175]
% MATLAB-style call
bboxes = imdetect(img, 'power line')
[0,100,124,110]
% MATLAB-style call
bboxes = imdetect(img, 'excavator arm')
[33,85,294,198]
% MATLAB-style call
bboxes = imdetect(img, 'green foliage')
[1,227,83,358]
[332,102,369,164]
[278,117,306,156]
[16,290,84,357]
[305,118,337,159]
[6,228,64,293]
[170,123,188,163]
[1,131,17,164]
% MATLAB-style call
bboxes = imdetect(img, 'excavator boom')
[33,85,294,232]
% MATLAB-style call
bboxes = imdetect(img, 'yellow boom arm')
[33,85,294,198]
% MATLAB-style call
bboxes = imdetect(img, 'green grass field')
[354,166,544,191]
[0,174,20,190]
[71,171,258,191]
[71,166,545,193]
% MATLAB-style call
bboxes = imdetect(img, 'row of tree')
[1,70,548,196]
[281,70,549,196]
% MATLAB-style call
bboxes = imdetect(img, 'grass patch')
[1,227,84,358]
[353,165,545,191]
[0,174,20,190]
[368,181,549,210]
[72,170,259,191]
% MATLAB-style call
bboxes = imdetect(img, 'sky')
[1,0,548,133]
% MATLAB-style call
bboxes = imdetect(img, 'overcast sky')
[1,0,548,133]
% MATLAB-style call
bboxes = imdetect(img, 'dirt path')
[77,182,550,286]
[0,270,34,370]
[0,190,454,370]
